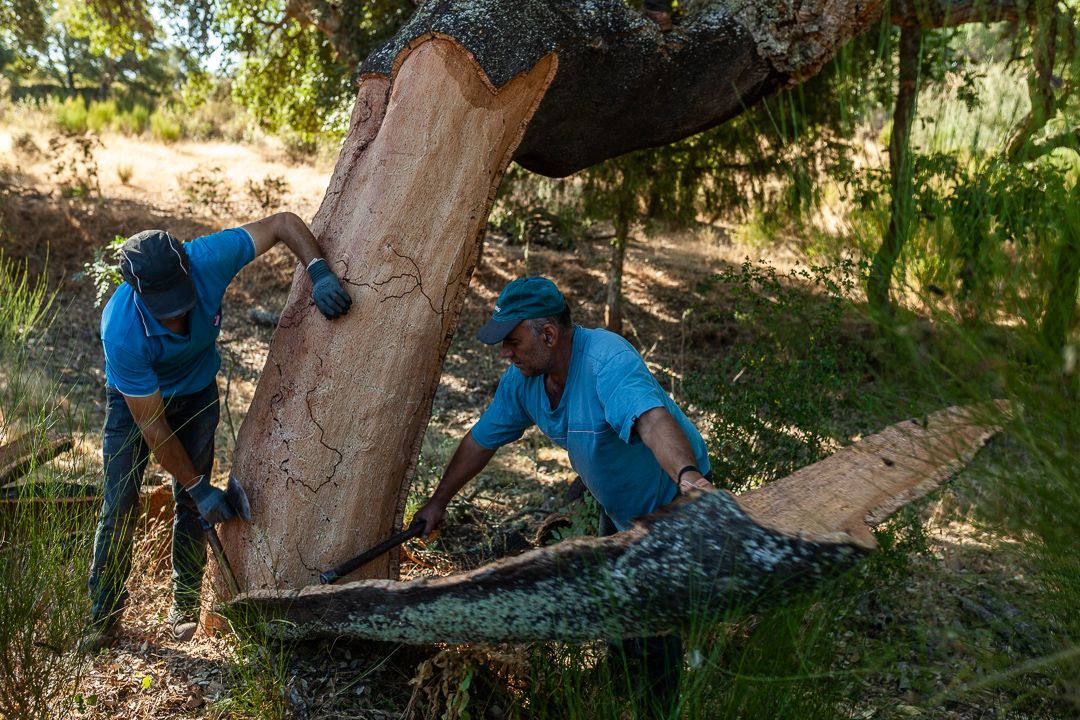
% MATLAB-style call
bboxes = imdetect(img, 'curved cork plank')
[228,403,1006,643]
[738,401,1011,548]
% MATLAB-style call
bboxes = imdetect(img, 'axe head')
[226,474,252,522]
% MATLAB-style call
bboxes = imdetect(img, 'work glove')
[186,475,236,526]
[307,258,352,319]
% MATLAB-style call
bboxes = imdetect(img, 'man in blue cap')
[84,212,351,651]
[413,275,712,717]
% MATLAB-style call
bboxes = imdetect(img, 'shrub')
[180,165,233,215]
[11,131,41,162]
[245,174,289,211]
[47,133,101,199]
[115,104,150,135]
[54,97,87,134]
[85,100,117,133]
[116,163,133,185]
[72,235,126,307]
[687,259,869,492]
[0,253,92,720]
[150,107,182,142]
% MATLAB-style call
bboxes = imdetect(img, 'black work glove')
[186,475,236,525]
[307,258,352,319]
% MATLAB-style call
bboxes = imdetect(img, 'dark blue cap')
[119,230,196,320]
[476,276,567,344]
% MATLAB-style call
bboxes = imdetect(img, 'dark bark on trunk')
[361,0,887,177]
[867,26,922,318]
[229,403,1005,643]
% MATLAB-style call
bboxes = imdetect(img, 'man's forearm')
[139,418,202,490]
[635,407,708,487]
[277,212,324,267]
[429,431,496,507]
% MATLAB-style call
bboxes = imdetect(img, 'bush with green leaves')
[114,104,150,135]
[53,97,88,134]
[180,165,233,215]
[150,106,182,143]
[72,234,126,307]
[85,100,117,133]
[687,259,870,492]
[47,132,101,199]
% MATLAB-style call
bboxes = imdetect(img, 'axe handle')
[202,519,241,597]
[320,519,426,585]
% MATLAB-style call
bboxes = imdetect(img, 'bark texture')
[361,0,891,177]
[220,36,557,592]
[229,403,1006,643]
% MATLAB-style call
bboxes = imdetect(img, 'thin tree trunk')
[867,26,922,318]
[1040,210,1080,353]
[605,212,630,335]
[1005,1,1059,162]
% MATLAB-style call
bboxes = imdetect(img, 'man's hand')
[412,500,447,538]
[679,474,715,495]
[186,475,237,525]
[307,259,352,319]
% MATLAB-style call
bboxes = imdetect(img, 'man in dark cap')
[412,275,712,718]
[84,212,351,651]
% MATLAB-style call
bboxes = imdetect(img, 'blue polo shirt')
[471,326,710,531]
[101,228,256,398]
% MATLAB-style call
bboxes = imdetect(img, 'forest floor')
[0,117,1063,719]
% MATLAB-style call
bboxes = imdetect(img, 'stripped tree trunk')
[229,403,1007,642]
[218,37,556,592]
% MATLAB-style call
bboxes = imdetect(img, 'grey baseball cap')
[119,230,196,320]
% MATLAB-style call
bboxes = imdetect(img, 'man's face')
[499,322,554,377]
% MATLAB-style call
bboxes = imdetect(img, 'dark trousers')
[599,510,683,719]
[88,381,218,622]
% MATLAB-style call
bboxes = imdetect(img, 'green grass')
[0,252,94,719]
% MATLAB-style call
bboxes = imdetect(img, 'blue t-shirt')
[471,326,710,531]
[101,228,256,398]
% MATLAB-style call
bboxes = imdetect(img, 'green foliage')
[179,165,232,215]
[85,98,116,132]
[47,131,101,198]
[149,105,182,142]
[114,103,149,134]
[71,234,125,307]
[688,259,869,492]
[546,492,599,543]
[218,0,413,141]
[54,96,88,133]
[0,253,91,720]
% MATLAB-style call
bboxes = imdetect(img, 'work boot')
[169,606,199,642]
[79,613,122,654]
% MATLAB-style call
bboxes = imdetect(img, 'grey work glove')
[186,475,236,525]
[307,258,352,319]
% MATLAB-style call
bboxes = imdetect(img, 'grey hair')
[526,307,572,336]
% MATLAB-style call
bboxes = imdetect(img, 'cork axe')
[199,475,251,598]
